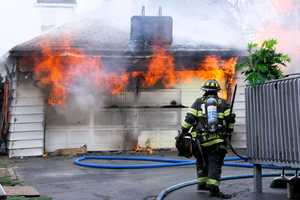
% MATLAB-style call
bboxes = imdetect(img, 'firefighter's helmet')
[202,79,221,92]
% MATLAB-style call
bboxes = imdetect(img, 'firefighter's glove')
[225,113,236,135]
[175,133,193,158]
[227,113,236,124]
[181,127,189,136]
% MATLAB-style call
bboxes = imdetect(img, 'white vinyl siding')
[8,76,45,158]
[232,72,246,148]
[9,73,247,157]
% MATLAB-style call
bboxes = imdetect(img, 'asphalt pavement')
[11,153,289,200]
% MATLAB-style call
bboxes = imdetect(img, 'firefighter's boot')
[197,183,209,191]
[209,186,232,199]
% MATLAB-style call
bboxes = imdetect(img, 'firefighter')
[177,79,235,199]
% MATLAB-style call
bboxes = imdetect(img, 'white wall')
[8,73,45,157]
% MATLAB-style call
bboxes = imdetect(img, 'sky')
[0,0,299,72]
[0,0,102,56]
[0,0,39,56]
[0,0,244,57]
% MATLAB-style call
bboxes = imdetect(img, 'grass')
[8,197,52,200]
[0,176,21,186]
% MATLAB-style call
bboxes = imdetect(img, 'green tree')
[238,39,290,87]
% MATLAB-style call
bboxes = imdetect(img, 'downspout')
[43,103,47,155]
[1,61,16,154]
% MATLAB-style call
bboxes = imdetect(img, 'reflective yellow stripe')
[207,178,220,186]
[181,121,191,129]
[191,131,197,138]
[201,139,224,147]
[229,123,234,129]
[198,111,204,117]
[188,108,203,117]
[207,135,220,141]
[198,177,208,183]
[218,113,224,119]
[224,109,231,116]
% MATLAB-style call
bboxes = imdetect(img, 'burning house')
[4,9,246,157]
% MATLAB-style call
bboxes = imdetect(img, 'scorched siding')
[45,90,182,152]
[8,74,247,157]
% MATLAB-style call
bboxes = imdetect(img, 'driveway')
[12,153,288,200]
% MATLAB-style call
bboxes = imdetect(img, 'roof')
[9,16,245,58]
[10,19,129,56]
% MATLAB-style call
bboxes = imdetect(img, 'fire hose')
[74,155,287,170]
[74,156,195,169]
[74,155,298,200]
[155,172,296,200]
[228,144,248,161]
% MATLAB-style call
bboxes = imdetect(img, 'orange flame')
[141,48,237,99]
[33,40,236,105]
[132,144,153,155]
[143,47,176,88]
[34,38,129,105]
[180,55,237,99]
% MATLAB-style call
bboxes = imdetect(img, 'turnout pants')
[193,142,227,188]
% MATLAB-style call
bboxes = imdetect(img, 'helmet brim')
[201,88,221,92]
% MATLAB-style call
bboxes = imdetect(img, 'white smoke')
[233,0,300,73]
[76,0,299,70]
[76,0,246,48]
[2,0,299,128]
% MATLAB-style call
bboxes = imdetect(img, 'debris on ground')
[3,186,39,197]
[0,157,51,200]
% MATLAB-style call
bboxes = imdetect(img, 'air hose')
[228,144,249,161]
[155,172,295,200]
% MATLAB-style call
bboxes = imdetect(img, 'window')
[36,0,77,7]
[37,0,77,4]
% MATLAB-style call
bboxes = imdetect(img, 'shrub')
[238,39,290,87]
